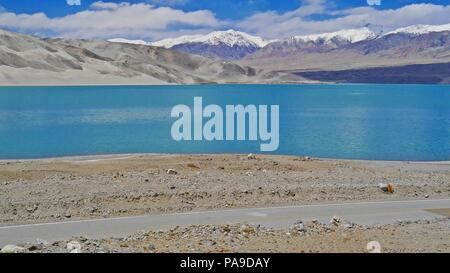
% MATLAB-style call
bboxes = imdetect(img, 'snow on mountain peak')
[108,38,150,46]
[197,30,273,47]
[149,34,203,48]
[292,27,377,44]
[107,23,450,51]
[150,30,273,48]
[384,23,450,36]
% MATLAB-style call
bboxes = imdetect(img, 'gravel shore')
[0,154,449,226]
[3,218,449,253]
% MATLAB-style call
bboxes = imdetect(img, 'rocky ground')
[0,154,449,225]
[2,217,449,253]
[0,154,449,253]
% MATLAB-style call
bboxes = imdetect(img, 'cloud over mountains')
[0,1,449,41]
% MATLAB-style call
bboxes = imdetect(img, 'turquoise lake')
[0,84,449,161]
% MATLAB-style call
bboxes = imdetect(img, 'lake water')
[0,84,449,161]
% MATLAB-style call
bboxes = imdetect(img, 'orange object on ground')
[387,184,394,193]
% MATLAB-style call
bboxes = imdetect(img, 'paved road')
[1,199,449,246]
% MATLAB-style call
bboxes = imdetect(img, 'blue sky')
[0,0,449,40]
[2,0,450,19]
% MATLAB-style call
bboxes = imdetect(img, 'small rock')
[202,240,217,247]
[331,216,341,226]
[425,194,429,199]
[76,236,88,243]
[290,221,306,232]
[147,244,156,251]
[247,153,256,160]
[86,206,98,214]
[221,225,231,233]
[285,190,296,197]
[27,238,49,251]
[239,224,254,234]
[64,212,72,218]
[66,241,81,253]
[166,169,178,175]
[343,221,354,229]
[0,244,26,253]
[378,183,388,192]
[36,238,49,246]
[26,204,38,213]
[379,183,394,193]
[27,244,42,251]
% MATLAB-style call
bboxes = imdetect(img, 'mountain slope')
[0,29,303,85]
[295,62,450,84]
[107,38,150,46]
[383,23,450,36]
[2,24,449,85]
[244,28,376,59]
[149,30,274,60]
[241,24,450,71]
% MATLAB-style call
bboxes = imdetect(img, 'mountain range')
[111,24,450,67]
[111,30,274,61]
[241,24,450,72]
[0,29,301,85]
[1,23,450,85]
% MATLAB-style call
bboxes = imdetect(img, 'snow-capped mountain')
[247,27,378,59]
[107,23,450,64]
[108,38,150,46]
[149,30,275,60]
[151,30,272,48]
[291,27,377,44]
[242,22,450,74]
[149,34,203,48]
[384,23,450,36]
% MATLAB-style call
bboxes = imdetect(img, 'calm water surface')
[0,84,449,161]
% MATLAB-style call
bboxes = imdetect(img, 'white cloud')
[147,0,189,7]
[0,1,219,40]
[89,1,129,10]
[66,0,81,6]
[0,1,449,41]
[238,3,450,39]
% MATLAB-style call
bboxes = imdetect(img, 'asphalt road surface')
[1,199,449,246]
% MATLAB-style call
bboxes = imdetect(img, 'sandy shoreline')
[1,152,450,164]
